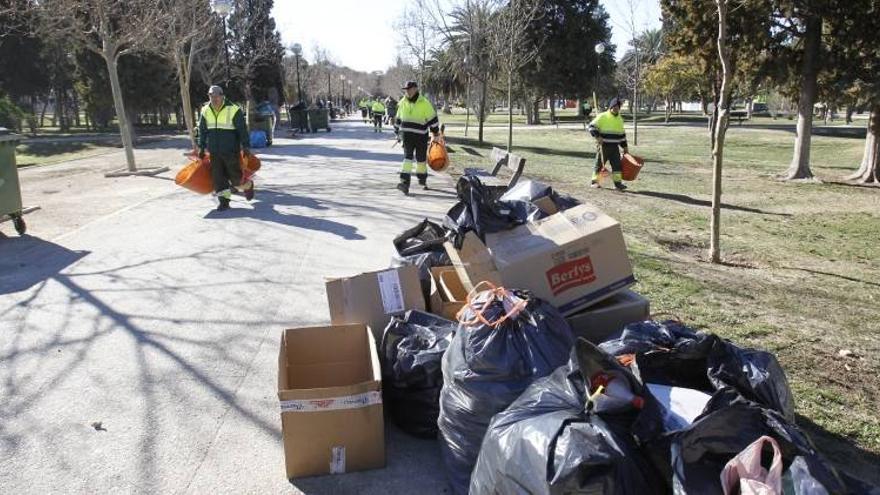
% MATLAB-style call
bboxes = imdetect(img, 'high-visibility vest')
[372,101,386,114]
[588,110,627,144]
[200,101,241,131]
[397,95,439,135]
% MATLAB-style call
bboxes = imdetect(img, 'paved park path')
[0,118,455,494]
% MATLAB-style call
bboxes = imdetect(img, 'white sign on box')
[377,269,405,315]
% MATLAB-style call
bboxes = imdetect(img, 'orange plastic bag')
[175,156,213,195]
[428,135,449,172]
[621,153,644,181]
[239,151,261,183]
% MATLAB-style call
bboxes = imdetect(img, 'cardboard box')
[428,267,466,321]
[443,232,503,293]
[565,289,650,344]
[326,265,425,341]
[277,324,385,479]
[486,204,635,315]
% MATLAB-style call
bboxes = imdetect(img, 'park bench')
[463,147,526,191]
[730,110,748,125]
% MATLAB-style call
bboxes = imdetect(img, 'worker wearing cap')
[588,97,629,191]
[359,98,370,123]
[371,97,386,132]
[395,81,440,195]
[198,85,253,211]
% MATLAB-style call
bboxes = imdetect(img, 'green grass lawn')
[443,122,880,483]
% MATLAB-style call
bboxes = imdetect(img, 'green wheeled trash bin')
[252,101,277,145]
[288,107,309,134]
[0,128,26,235]
[307,109,331,133]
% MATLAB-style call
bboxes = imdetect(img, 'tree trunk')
[478,79,487,144]
[846,102,854,124]
[783,15,821,180]
[746,97,753,120]
[710,0,733,264]
[507,70,513,152]
[846,105,879,183]
[40,97,49,127]
[464,75,471,138]
[176,50,198,149]
[577,98,585,118]
[532,99,541,125]
[104,50,137,172]
[72,91,81,127]
[665,96,671,123]
[549,97,556,125]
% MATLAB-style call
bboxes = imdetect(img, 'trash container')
[288,107,309,133]
[251,101,277,146]
[307,109,331,133]
[0,128,26,235]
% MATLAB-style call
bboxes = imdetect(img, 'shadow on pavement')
[204,189,365,240]
[0,236,89,295]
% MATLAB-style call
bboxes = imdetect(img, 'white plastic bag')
[720,435,783,495]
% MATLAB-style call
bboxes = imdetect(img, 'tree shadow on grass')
[796,414,880,487]
[627,190,792,216]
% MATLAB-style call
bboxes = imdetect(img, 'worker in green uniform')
[198,85,253,211]
[359,98,370,123]
[371,98,386,132]
[395,81,440,195]
[588,96,629,191]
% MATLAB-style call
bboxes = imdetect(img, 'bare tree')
[155,0,218,149]
[395,0,436,88]
[710,0,733,264]
[489,0,542,152]
[429,0,496,144]
[24,0,165,173]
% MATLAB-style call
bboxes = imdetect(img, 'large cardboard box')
[486,204,635,315]
[428,267,466,321]
[277,324,385,479]
[443,232,503,293]
[565,289,650,344]
[326,265,425,341]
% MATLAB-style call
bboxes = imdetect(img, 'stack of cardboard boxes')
[276,201,650,480]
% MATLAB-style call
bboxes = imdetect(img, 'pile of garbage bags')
[437,287,575,494]
[469,320,864,495]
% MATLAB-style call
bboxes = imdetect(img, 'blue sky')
[272,0,662,72]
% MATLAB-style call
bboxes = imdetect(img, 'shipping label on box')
[326,265,425,342]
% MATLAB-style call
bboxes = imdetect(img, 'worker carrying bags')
[437,283,575,495]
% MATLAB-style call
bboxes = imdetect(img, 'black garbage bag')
[393,218,449,257]
[470,339,667,495]
[655,391,850,495]
[380,310,457,438]
[438,287,575,494]
[443,175,539,249]
[499,178,582,215]
[599,320,795,422]
[391,251,452,302]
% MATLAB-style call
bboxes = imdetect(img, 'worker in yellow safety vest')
[197,85,253,211]
[394,81,440,195]
[588,96,629,191]
[359,98,370,123]
[371,98,386,132]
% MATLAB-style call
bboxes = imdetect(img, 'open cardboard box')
[428,266,467,321]
[277,324,385,479]
[564,289,650,344]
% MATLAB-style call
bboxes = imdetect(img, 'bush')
[0,95,26,132]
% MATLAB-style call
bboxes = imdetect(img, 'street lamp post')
[291,43,303,104]
[593,43,605,115]
[339,75,346,109]
[211,0,232,87]
[327,70,331,107]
